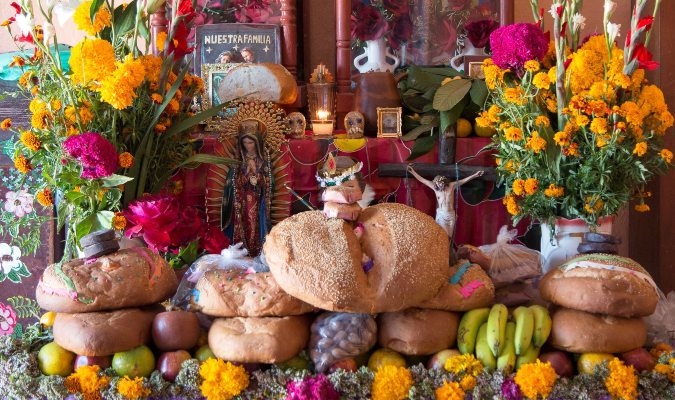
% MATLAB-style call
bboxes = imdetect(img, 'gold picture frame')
[464,56,490,79]
[377,107,402,138]
[201,63,240,131]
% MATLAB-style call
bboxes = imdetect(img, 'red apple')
[73,355,112,371]
[427,349,461,370]
[539,351,574,377]
[152,311,201,351]
[620,348,656,372]
[157,350,192,382]
[328,358,358,373]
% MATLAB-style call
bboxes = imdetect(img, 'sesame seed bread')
[417,262,495,311]
[264,203,450,313]
[378,308,459,355]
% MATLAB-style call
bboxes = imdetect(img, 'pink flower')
[286,374,340,400]
[448,0,470,11]
[489,23,549,72]
[4,190,33,218]
[387,15,412,50]
[199,223,230,254]
[0,302,17,336]
[383,0,408,16]
[465,19,500,48]
[170,206,203,247]
[232,0,273,23]
[351,5,388,42]
[63,132,118,180]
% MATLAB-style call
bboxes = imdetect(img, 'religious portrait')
[202,63,240,121]
[377,107,402,138]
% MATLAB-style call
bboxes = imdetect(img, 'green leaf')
[164,102,228,138]
[15,262,31,278]
[150,154,238,193]
[469,79,488,106]
[101,174,134,188]
[7,296,41,319]
[407,135,437,161]
[94,211,114,232]
[75,214,96,245]
[441,97,469,132]
[433,79,472,111]
[65,191,86,205]
[405,65,447,93]
[402,124,434,141]
[90,0,105,21]
[12,323,23,339]
[114,0,138,37]
[7,270,20,283]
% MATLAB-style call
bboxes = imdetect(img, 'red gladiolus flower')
[168,21,194,60]
[15,32,34,44]
[555,5,564,17]
[387,15,412,50]
[637,16,654,32]
[465,19,500,49]
[199,224,230,254]
[177,0,195,18]
[632,43,659,70]
[625,28,632,47]
[383,0,408,16]
[351,5,388,42]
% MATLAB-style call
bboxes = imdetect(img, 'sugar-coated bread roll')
[264,203,450,313]
[37,248,178,313]
[378,308,459,355]
[216,63,297,105]
[418,261,495,311]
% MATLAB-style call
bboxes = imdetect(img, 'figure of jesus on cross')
[407,165,484,237]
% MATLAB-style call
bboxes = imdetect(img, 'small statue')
[407,165,484,237]
[287,112,307,139]
[344,111,365,139]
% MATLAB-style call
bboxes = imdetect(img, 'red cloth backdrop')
[179,136,517,247]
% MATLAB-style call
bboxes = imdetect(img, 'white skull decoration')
[287,112,307,138]
[344,111,365,138]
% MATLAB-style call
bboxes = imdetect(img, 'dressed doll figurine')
[407,165,484,237]
[222,120,273,257]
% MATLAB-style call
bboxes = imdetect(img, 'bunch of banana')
[457,304,552,372]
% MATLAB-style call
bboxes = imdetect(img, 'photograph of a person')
[377,107,403,138]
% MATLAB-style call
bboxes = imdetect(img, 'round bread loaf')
[540,254,658,318]
[418,261,494,311]
[216,63,297,105]
[195,270,315,317]
[264,203,450,313]
[208,316,311,363]
[378,308,459,355]
[53,308,158,356]
[550,307,647,353]
[36,248,178,313]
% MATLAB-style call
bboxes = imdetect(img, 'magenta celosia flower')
[285,374,340,400]
[501,377,524,400]
[489,23,548,72]
[62,132,118,179]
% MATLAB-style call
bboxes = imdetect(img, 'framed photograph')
[377,107,403,138]
[201,63,241,130]
[194,23,281,75]
[464,56,490,79]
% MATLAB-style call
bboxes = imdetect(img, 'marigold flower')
[635,203,650,212]
[140,55,163,83]
[65,105,94,126]
[545,97,557,113]
[503,194,520,215]
[633,141,648,157]
[544,184,565,198]
[460,375,477,391]
[14,155,32,173]
[483,59,506,90]
[526,131,547,154]
[504,126,523,141]
[605,358,638,400]
[534,116,550,127]
[74,1,112,35]
[650,343,673,358]
[514,360,557,400]
[504,87,526,105]
[151,93,163,104]
[112,212,127,230]
[64,365,109,399]
[444,354,483,377]
[435,381,465,400]
[8,56,25,68]
[155,31,168,51]
[660,149,673,164]
[20,130,41,151]
[584,196,604,214]
[98,55,146,110]
[512,179,526,196]
[154,124,167,134]
[554,131,571,147]
[575,114,590,126]
[590,117,609,135]
[1,118,12,130]
[31,86,39,96]
[371,365,413,400]
[31,109,50,130]
[166,98,180,115]
[199,358,249,400]
[524,178,538,195]
[118,152,134,169]
[51,99,62,111]
[36,188,54,206]
[524,60,540,72]
[563,143,580,157]
[70,39,117,87]
[532,72,550,90]
[117,376,150,400]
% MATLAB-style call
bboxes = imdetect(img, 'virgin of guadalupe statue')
[221,119,273,257]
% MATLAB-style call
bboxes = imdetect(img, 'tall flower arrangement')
[2,0,231,260]
[477,0,673,228]
[351,0,412,51]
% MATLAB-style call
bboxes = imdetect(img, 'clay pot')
[353,72,402,136]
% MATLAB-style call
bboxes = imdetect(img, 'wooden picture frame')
[377,107,402,138]
[464,55,490,79]
[201,63,240,131]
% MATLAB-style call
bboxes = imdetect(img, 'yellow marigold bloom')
[371,365,413,400]
[524,178,538,195]
[30,86,39,96]
[554,131,571,147]
[98,55,146,110]
[51,99,62,111]
[151,93,163,104]
[660,149,673,164]
[482,59,506,90]
[547,66,556,86]
[69,38,116,86]
[584,196,604,214]
[503,159,518,173]
[605,358,638,400]
[567,36,623,95]
[36,188,54,206]
[20,130,41,151]
[435,381,465,400]
[655,110,674,135]
[575,114,590,126]
[74,1,112,35]
[588,100,609,117]
[31,108,52,130]
[535,116,550,127]
[526,131,547,154]
[503,194,520,215]
[18,71,34,88]
[514,360,558,400]
[67,125,80,136]
[563,142,580,157]
[504,126,523,141]
[140,55,163,83]
[112,212,127,230]
[524,60,540,72]
[635,203,650,212]
[64,365,109,399]
[444,354,483,377]
[65,105,95,126]
[633,141,648,157]
[199,359,249,400]
[476,105,501,128]
[460,375,476,391]
[156,31,168,51]
[596,136,608,148]
[544,184,565,198]
[512,179,526,196]
[590,117,609,135]
[14,155,32,173]
[503,86,526,105]
[545,97,557,113]
[613,73,631,89]
[1,118,11,130]
[629,68,645,93]
[500,121,512,130]
[589,81,616,101]
[119,152,134,168]
[650,343,673,359]
[166,98,180,116]
[117,376,150,400]
[531,72,550,90]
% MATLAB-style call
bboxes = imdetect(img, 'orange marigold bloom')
[0,118,11,130]
[590,117,609,135]
[504,126,523,141]
[154,124,167,134]
[524,178,539,195]
[544,184,565,198]
[563,143,580,157]
[37,188,54,206]
[118,152,134,169]
[151,93,163,104]
[14,155,32,173]
[526,131,547,154]
[554,131,571,147]
[8,56,24,67]
[156,31,168,51]
[112,212,127,230]
[633,142,648,157]
[635,203,650,212]
[20,130,42,151]
[166,98,180,116]
[503,195,520,215]
[660,149,673,164]
[584,196,604,214]
[512,179,525,196]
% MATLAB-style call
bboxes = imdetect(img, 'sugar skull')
[344,111,365,138]
[287,112,307,139]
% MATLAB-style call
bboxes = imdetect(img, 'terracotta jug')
[352,72,402,137]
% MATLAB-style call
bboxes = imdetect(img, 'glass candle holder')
[307,82,336,137]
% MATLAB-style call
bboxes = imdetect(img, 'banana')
[529,305,552,348]
[497,321,516,373]
[515,345,541,370]
[486,304,508,357]
[513,306,534,355]
[475,322,497,371]
[457,308,490,355]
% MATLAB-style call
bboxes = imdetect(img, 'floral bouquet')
[351,0,412,51]
[477,0,673,228]
[1,0,233,260]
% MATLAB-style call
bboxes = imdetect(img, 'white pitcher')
[450,41,486,72]
[354,37,400,73]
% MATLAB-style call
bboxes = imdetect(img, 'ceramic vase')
[540,216,614,273]
[449,41,486,72]
[353,37,400,73]
[352,71,402,136]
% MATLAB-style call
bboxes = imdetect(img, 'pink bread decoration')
[459,280,485,299]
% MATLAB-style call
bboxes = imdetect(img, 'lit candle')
[317,109,330,120]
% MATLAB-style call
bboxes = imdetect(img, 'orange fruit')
[577,353,614,374]
[456,118,473,138]
[367,348,406,371]
[475,125,497,138]
[38,342,75,376]
[112,345,155,378]
[40,311,56,327]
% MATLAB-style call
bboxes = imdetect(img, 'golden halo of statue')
[219,99,289,153]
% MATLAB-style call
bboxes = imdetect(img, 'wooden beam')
[378,163,496,181]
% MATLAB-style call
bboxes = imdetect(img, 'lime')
[112,345,155,378]
[38,342,75,376]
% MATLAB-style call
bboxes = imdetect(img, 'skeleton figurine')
[344,111,365,139]
[287,112,307,139]
[407,165,484,237]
